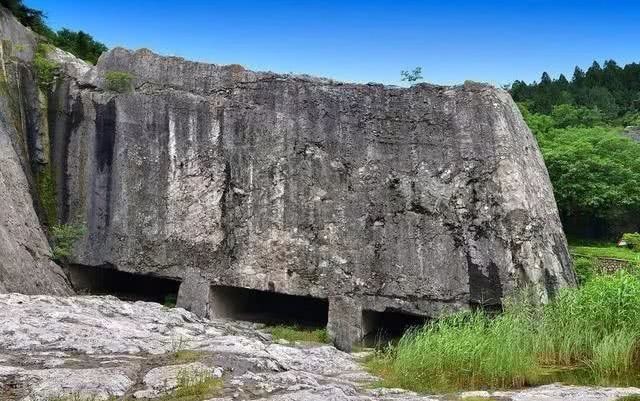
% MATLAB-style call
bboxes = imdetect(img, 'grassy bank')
[366,270,640,393]
[570,242,640,264]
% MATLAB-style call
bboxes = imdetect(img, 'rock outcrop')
[0,293,638,401]
[0,7,72,295]
[0,5,575,348]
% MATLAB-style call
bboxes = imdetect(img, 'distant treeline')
[1,0,107,64]
[510,60,640,125]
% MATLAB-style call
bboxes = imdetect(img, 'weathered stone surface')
[176,270,212,317]
[0,7,73,295]
[0,294,638,401]
[133,362,222,398]
[43,45,575,342]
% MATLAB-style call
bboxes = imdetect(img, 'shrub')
[622,233,640,251]
[51,224,86,261]
[104,71,133,93]
[33,42,59,91]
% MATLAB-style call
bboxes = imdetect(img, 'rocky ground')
[0,294,639,401]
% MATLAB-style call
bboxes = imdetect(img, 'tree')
[536,126,640,222]
[401,67,423,82]
[54,28,108,64]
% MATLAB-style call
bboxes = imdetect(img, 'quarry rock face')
[52,48,575,347]
[0,6,575,348]
[0,8,72,295]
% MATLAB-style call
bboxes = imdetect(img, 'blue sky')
[29,0,640,86]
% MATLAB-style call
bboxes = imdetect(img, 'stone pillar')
[327,296,362,352]
[176,271,211,318]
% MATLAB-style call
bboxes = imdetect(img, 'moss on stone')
[36,168,57,227]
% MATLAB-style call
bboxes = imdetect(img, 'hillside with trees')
[509,61,640,240]
[0,0,106,64]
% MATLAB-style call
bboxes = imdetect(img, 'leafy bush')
[50,224,86,261]
[104,71,133,93]
[367,271,640,393]
[33,42,59,90]
[622,233,640,251]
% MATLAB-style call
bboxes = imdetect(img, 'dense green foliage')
[33,42,58,90]
[511,60,640,123]
[622,233,640,251]
[1,0,106,64]
[532,121,640,222]
[53,28,107,65]
[518,101,640,239]
[367,271,640,393]
[512,59,640,239]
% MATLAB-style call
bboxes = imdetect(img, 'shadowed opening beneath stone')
[210,285,328,328]
[361,309,428,347]
[66,264,180,305]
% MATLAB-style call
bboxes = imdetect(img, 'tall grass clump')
[536,270,640,382]
[366,270,640,393]
[370,299,539,392]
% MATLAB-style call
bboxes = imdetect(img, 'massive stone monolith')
[49,48,575,348]
[0,4,575,349]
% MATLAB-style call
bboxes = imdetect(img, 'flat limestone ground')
[0,294,638,401]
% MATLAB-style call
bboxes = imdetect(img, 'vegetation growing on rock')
[104,70,134,93]
[50,224,86,261]
[1,0,106,64]
[33,42,58,90]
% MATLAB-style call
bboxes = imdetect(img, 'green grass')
[265,325,328,343]
[569,242,640,264]
[366,271,640,393]
[171,349,203,364]
[616,396,640,401]
[157,369,222,401]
